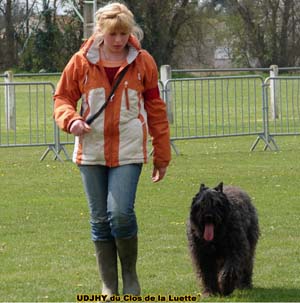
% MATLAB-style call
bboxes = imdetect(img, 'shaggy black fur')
[187,182,259,297]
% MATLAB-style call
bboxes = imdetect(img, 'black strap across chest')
[85,64,130,125]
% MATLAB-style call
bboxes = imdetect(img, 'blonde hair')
[94,2,143,42]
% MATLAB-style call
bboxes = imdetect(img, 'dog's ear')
[215,182,223,192]
[200,183,207,192]
[192,184,206,206]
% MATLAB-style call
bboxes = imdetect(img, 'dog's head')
[190,182,230,242]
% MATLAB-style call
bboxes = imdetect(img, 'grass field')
[0,135,300,302]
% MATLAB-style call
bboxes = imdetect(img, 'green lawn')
[0,135,299,302]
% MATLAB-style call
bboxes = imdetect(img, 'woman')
[53,2,171,297]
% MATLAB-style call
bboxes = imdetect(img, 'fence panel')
[264,76,300,137]
[0,82,70,160]
[165,76,265,143]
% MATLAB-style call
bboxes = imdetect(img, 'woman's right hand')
[69,120,92,136]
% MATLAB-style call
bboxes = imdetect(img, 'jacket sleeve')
[142,52,171,168]
[53,54,85,133]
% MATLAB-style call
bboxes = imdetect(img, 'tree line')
[1,0,300,72]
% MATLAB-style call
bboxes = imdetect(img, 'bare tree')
[0,0,83,71]
[0,0,17,68]
[126,0,197,66]
[211,0,300,66]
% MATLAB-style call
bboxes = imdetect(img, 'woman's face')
[103,30,130,54]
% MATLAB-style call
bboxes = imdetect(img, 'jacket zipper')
[124,81,130,110]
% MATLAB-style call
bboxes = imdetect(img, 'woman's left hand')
[152,166,167,183]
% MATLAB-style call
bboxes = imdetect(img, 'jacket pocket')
[120,87,139,123]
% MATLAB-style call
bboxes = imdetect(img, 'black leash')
[85,65,130,125]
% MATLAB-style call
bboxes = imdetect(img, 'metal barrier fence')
[162,75,269,153]
[265,76,300,137]
[162,75,300,153]
[0,81,69,160]
[1,75,300,160]
[0,81,55,147]
[250,76,300,151]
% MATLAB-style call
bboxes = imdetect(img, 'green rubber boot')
[116,236,141,295]
[94,240,119,296]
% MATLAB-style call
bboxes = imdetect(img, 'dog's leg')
[238,255,254,289]
[239,227,258,289]
[200,256,220,296]
[219,261,238,296]
[220,227,252,295]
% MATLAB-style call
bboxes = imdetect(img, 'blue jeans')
[78,164,142,241]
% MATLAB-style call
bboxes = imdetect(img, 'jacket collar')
[82,34,140,65]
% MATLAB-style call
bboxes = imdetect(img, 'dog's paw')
[201,288,216,298]
[219,266,238,296]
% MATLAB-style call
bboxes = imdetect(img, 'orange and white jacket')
[53,34,171,168]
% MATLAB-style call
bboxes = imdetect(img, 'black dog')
[187,182,259,296]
